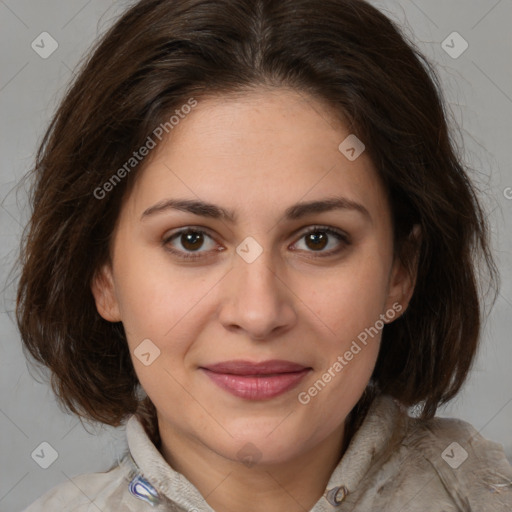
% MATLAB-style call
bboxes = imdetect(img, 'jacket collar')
[125,394,405,510]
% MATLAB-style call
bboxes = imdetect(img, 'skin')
[92,87,419,512]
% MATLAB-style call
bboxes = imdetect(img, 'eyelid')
[290,225,350,244]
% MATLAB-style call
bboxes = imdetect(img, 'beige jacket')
[23,395,512,511]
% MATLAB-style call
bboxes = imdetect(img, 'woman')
[17,0,512,510]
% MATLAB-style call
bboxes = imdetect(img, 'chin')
[213,422,316,466]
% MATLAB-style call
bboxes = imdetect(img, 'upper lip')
[201,359,310,375]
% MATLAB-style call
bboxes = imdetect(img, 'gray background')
[1,1,511,510]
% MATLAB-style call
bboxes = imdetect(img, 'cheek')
[291,241,388,409]
[112,237,200,337]
[299,345,379,439]
[295,260,386,425]
[297,245,390,340]
[112,247,227,387]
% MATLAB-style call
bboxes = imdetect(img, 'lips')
[199,359,312,400]
[202,359,309,375]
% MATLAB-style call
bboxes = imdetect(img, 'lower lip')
[200,368,311,400]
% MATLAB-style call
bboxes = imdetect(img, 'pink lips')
[200,359,311,400]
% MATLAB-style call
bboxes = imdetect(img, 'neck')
[158,421,346,512]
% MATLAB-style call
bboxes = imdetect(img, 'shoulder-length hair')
[16,0,499,444]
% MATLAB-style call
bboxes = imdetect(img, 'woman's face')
[93,88,415,465]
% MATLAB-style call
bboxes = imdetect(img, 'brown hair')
[16,0,499,446]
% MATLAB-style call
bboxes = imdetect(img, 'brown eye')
[292,226,350,257]
[163,228,218,260]
[162,225,350,261]
[180,231,205,251]
[304,231,328,251]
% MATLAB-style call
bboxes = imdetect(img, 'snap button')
[325,485,349,506]
[128,473,161,507]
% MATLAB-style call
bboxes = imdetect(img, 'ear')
[384,224,421,319]
[91,263,122,322]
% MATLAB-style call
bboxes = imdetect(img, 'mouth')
[199,359,312,400]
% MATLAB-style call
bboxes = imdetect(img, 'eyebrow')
[141,196,371,223]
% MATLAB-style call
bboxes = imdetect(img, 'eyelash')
[162,225,351,261]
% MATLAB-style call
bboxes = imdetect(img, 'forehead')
[124,88,390,225]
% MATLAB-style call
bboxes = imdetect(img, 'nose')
[217,246,297,341]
